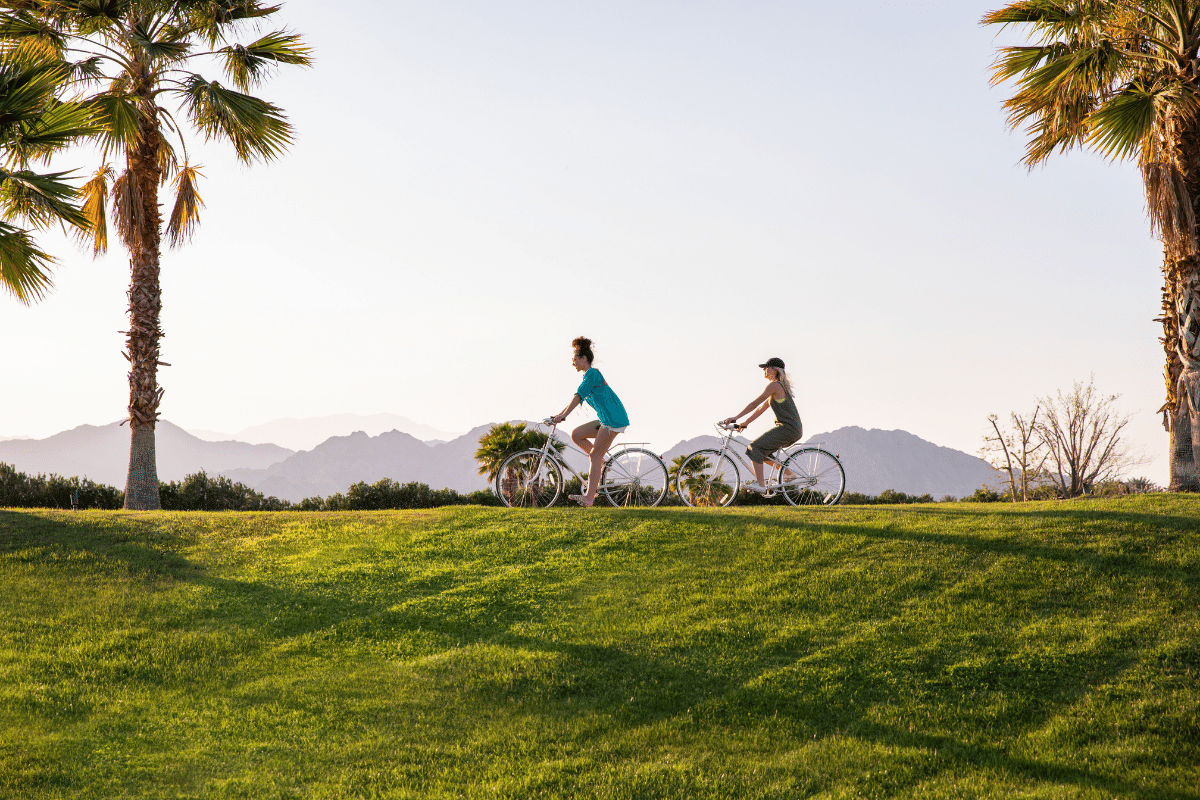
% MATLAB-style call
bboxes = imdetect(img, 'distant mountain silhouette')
[661,426,999,498]
[219,424,499,501]
[0,419,999,502]
[0,421,293,487]
[187,413,464,452]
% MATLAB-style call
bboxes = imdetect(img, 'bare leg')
[572,421,600,455]
[584,426,620,503]
[760,457,793,482]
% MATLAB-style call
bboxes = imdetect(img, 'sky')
[0,0,1171,486]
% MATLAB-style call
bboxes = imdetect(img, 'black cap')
[758,357,785,369]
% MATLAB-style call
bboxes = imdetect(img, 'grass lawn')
[1,497,1197,799]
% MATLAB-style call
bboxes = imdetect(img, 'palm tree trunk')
[1164,261,1200,492]
[122,109,164,510]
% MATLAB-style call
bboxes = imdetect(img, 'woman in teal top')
[549,336,630,507]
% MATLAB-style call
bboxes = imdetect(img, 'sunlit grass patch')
[1,497,1197,798]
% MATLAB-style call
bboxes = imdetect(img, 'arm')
[740,400,771,429]
[550,394,582,425]
[721,382,783,428]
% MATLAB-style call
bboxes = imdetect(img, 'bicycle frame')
[706,423,799,493]
[526,419,652,485]
[495,419,669,508]
[681,422,841,503]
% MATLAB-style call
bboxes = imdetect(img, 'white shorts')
[601,424,628,433]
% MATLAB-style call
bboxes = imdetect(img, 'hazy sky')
[1,1,1170,485]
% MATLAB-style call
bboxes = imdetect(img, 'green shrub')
[839,490,946,505]
[159,471,291,511]
[0,463,122,509]
[968,486,1006,502]
[297,479,502,511]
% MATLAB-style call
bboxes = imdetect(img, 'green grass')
[1,497,1197,799]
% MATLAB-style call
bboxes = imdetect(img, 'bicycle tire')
[599,447,669,507]
[676,449,741,507]
[778,448,845,506]
[495,449,564,508]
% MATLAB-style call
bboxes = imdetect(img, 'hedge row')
[0,464,499,511]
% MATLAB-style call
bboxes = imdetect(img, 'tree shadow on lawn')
[668,504,1200,583]
[518,625,1198,796]
[482,505,1199,797]
[0,508,203,580]
[0,508,562,658]
[478,622,1197,799]
[4,509,1196,798]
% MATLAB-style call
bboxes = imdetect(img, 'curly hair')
[572,336,594,364]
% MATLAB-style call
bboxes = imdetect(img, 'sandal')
[568,494,594,507]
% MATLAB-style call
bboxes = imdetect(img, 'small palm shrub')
[477,422,566,499]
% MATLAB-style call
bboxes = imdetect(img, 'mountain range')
[0,417,1000,502]
[185,413,463,451]
[0,421,292,487]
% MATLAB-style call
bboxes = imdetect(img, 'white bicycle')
[495,419,670,508]
[675,422,846,507]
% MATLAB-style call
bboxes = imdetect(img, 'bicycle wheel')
[778,448,845,506]
[676,449,740,507]
[495,449,564,508]
[599,447,669,507]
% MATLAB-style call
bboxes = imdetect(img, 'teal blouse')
[576,368,630,428]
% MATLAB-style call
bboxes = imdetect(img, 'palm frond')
[1144,154,1196,258]
[183,1,281,47]
[86,90,140,156]
[128,19,192,63]
[165,161,203,246]
[178,73,291,161]
[42,0,127,34]
[990,44,1064,85]
[0,58,63,139]
[982,1,1068,25]
[4,100,98,165]
[0,166,88,229]
[66,55,106,84]
[1087,80,1165,161]
[219,30,312,91]
[77,163,111,254]
[110,167,144,251]
[0,11,67,61]
[0,218,53,303]
[156,130,178,177]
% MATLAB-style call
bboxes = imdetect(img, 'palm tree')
[982,0,1200,491]
[0,1,312,508]
[0,55,94,302]
[474,422,565,485]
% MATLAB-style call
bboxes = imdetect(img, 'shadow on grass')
[3,507,1197,798]
[0,508,201,579]
[487,625,1196,799]
[669,504,1200,584]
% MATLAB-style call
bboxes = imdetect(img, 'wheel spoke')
[601,448,668,507]
[779,448,844,506]
[677,450,739,507]
[496,450,563,508]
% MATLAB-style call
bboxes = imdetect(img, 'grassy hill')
[1,498,1197,799]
